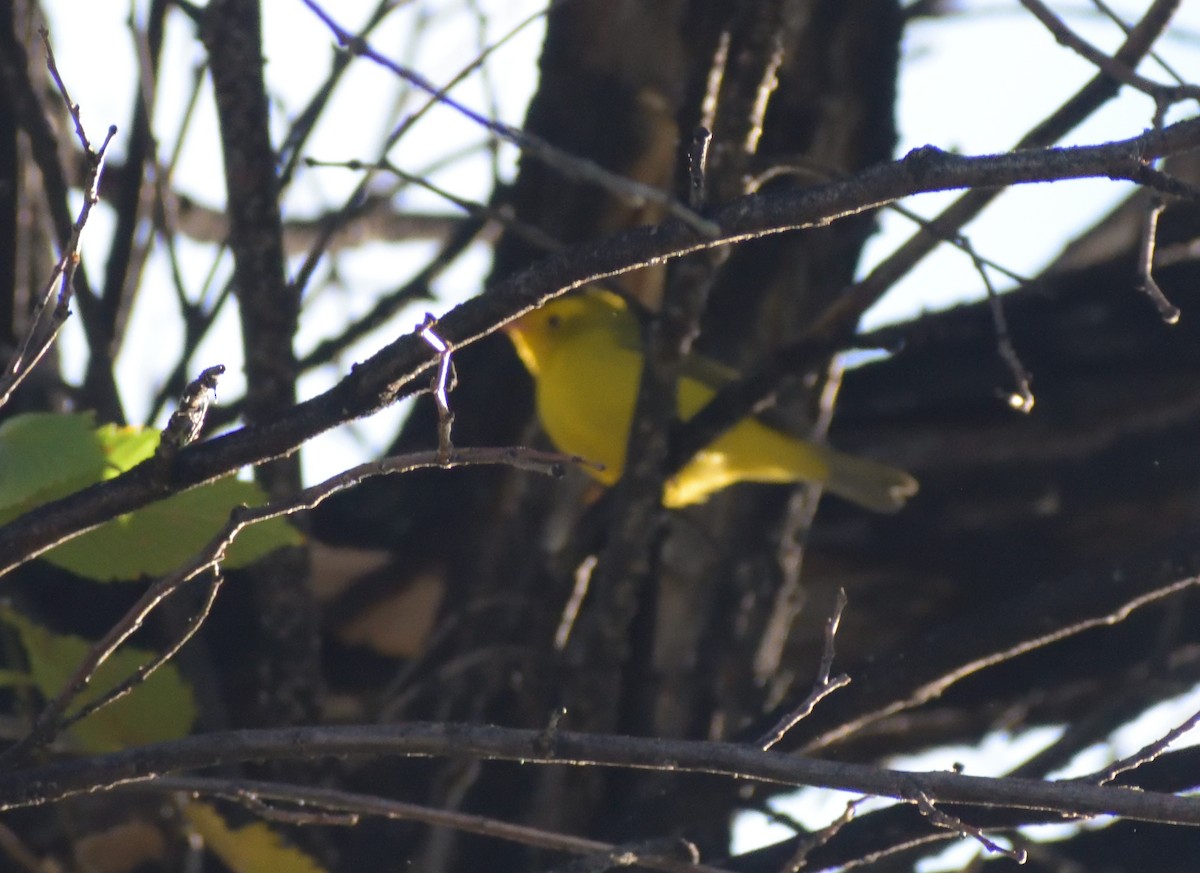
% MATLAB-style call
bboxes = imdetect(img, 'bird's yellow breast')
[532,319,641,486]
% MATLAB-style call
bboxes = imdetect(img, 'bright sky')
[862,1,1200,327]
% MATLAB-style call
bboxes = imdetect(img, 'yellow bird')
[503,290,917,512]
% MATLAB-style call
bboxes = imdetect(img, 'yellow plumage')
[503,290,917,512]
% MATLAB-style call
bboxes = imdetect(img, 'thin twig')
[968,249,1035,412]
[305,156,559,249]
[153,775,730,873]
[297,0,719,238]
[39,26,92,150]
[0,31,118,409]
[419,316,456,461]
[302,155,562,261]
[5,723,1200,827]
[758,589,852,750]
[749,160,1033,288]
[555,555,598,651]
[1137,197,1179,322]
[0,446,588,766]
[297,214,490,371]
[236,793,359,827]
[827,0,1181,388]
[1089,0,1187,85]
[778,798,865,873]
[5,114,1200,578]
[1136,98,1182,323]
[754,360,844,685]
[59,569,226,733]
[1018,0,1200,102]
[548,838,704,873]
[277,0,398,185]
[750,158,1037,412]
[1084,705,1200,785]
[911,788,1027,864]
[377,0,558,166]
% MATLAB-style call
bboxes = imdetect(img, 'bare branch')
[0,445,584,764]
[418,316,456,461]
[298,0,720,237]
[151,776,730,873]
[3,723,1200,828]
[1086,706,1200,785]
[758,589,851,750]
[911,788,1027,864]
[2,117,1200,576]
[1018,0,1200,102]
[0,31,117,410]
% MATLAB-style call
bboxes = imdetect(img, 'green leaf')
[94,422,159,477]
[47,476,302,580]
[0,412,105,522]
[0,412,302,581]
[0,605,197,752]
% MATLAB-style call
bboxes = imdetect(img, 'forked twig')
[0,446,588,766]
[758,589,851,750]
[0,30,117,409]
[419,316,456,462]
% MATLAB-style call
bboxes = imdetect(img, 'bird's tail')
[817,445,918,513]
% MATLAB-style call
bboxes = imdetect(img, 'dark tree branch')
[130,775,730,873]
[95,0,168,372]
[201,0,314,729]
[0,118,1199,576]
[2,722,1199,827]
[0,445,579,765]
[0,21,123,419]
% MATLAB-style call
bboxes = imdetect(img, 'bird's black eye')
[547,314,561,330]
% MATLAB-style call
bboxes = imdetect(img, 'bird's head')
[502,289,633,376]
